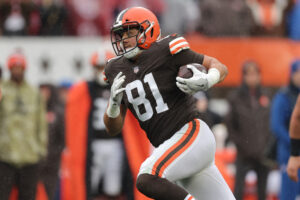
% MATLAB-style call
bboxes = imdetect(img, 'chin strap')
[124,47,141,59]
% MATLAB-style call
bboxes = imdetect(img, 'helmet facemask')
[111,20,153,59]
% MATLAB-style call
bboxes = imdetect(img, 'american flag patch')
[169,37,190,55]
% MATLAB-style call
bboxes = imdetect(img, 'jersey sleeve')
[171,49,204,67]
[166,34,204,68]
[169,36,190,55]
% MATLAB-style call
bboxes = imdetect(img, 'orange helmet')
[90,49,114,67]
[7,53,27,69]
[111,7,161,58]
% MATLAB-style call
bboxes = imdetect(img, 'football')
[177,63,207,79]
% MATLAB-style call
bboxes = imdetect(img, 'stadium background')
[0,0,300,199]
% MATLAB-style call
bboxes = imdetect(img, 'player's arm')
[103,72,126,136]
[175,52,227,93]
[202,55,228,83]
[104,104,127,136]
[168,35,227,93]
[287,95,300,182]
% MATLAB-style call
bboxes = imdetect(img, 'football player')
[104,7,235,200]
[64,49,127,199]
[287,95,300,182]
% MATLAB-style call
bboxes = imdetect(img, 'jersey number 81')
[125,73,169,121]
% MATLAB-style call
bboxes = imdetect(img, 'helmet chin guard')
[124,46,142,59]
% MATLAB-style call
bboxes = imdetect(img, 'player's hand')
[110,72,126,106]
[287,156,300,182]
[176,65,209,92]
[176,81,196,95]
[106,72,126,118]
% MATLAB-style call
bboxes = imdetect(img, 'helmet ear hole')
[150,28,154,37]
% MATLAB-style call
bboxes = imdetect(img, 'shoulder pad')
[169,36,190,55]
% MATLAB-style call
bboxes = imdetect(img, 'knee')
[136,173,155,194]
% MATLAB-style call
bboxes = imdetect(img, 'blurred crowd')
[0,0,300,39]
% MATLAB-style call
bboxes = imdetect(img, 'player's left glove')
[106,72,126,118]
[176,65,220,93]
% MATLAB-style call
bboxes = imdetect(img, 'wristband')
[207,68,220,88]
[290,138,300,156]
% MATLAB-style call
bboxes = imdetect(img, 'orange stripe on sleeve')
[169,38,187,49]
[170,44,190,55]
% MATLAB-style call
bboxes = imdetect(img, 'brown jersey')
[105,34,204,147]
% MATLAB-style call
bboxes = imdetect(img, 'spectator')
[57,80,72,105]
[286,0,300,40]
[160,0,199,35]
[0,0,40,36]
[0,51,47,200]
[287,94,300,182]
[246,0,288,36]
[39,83,65,200]
[88,50,125,199]
[199,0,255,36]
[271,59,300,200]
[63,49,131,200]
[225,61,272,200]
[39,0,68,36]
[63,0,108,36]
[0,1,26,36]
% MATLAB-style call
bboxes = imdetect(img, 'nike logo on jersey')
[133,66,140,74]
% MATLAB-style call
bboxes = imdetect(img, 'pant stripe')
[152,119,200,177]
[150,121,194,176]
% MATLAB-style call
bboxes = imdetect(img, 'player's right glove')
[176,65,220,93]
[106,72,126,118]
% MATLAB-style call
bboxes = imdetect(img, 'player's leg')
[136,173,193,200]
[91,139,105,194]
[0,161,16,200]
[233,154,250,200]
[161,119,234,199]
[178,164,235,200]
[18,163,39,200]
[255,161,269,200]
[158,119,216,181]
[136,120,200,200]
[103,139,124,197]
[137,119,234,200]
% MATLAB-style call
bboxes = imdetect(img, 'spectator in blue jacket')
[287,0,300,40]
[271,59,300,200]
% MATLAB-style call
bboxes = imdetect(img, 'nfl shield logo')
[133,66,139,74]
